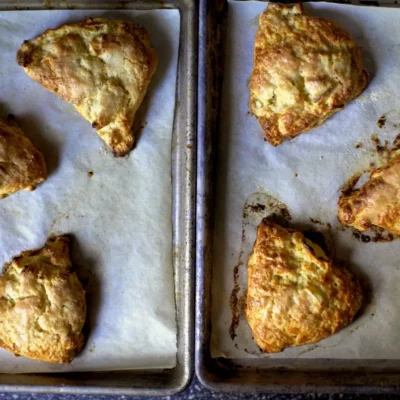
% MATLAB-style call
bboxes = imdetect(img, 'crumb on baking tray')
[377,115,386,128]
[310,218,323,225]
[355,142,363,149]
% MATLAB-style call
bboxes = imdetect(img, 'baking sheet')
[211,1,400,360]
[0,8,180,372]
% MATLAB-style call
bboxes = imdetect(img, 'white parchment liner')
[211,1,400,361]
[0,8,180,372]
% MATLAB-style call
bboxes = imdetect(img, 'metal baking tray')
[196,0,400,394]
[0,0,196,396]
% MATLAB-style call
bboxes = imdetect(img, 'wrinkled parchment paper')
[211,1,400,360]
[0,9,179,372]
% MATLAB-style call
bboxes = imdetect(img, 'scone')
[0,236,86,363]
[338,153,400,235]
[250,3,368,145]
[17,18,158,156]
[0,119,47,199]
[246,219,363,353]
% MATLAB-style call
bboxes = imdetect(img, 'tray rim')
[195,0,400,394]
[0,0,197,396]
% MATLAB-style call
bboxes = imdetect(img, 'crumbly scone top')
[246,219,363,353]
[250,3,368,145]
[17,18,158,156]
[338,153,400,235]
[0,236,86,363]
[0,120,47,199]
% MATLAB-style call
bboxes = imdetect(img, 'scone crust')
[0,120,47,199]
[338,153,400,235]
[250,3,368,145]
[0,236,86,363]
[17,18,158,156]
[246,220,362,353]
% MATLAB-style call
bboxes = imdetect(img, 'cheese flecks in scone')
[338,153,400,236]
[250,3,368,145]
[17,18,158,156]
[0,120,47,199]
[0,236,86,363]
[246,219,363,353]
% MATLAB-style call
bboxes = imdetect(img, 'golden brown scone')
[250,4,368,145]
[338,153,400,235]
[17,18,158,156]
[0,236,86,363]
[0,119,47,199]
[246,220,363,353]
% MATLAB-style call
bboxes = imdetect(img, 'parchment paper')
[0,9,180,372]
[211,1,400,360]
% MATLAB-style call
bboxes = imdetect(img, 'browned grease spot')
[269,202,292,221]
[365,133,400,166]
[88,171,94,178]
[355,142,363,149]
[371,134,390,159]
[352,229,371,243]
[377,115,386,128]
[393,134,400,150]
[230,291,248,341]
[244,203,266,214]
[310,218,323,225]
[371,226,394,242]
[229,264,241,340]
[351,226,394,243]
[239,291,247,314]
[340,173,361,195]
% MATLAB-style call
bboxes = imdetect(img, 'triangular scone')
[0,120,47,199]
[246,220,363,353]
[338,154,400,235]
[250,4,368,145]
[17,18,158,156]
[0,236,86,363]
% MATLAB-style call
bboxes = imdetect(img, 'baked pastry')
[0,236,86,363]
[246,219,363,353]
[0,119,47,199]
[338,153,400,235]
[17,18,158,156]
[249,3,368,145]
